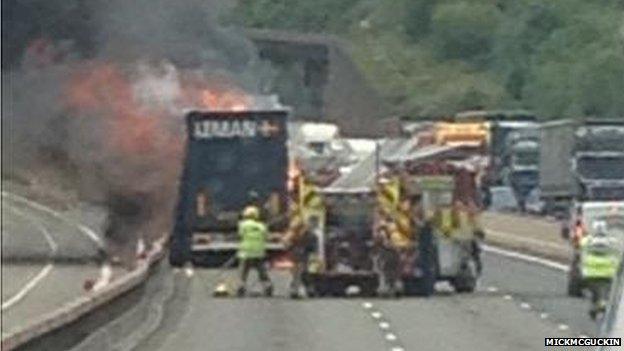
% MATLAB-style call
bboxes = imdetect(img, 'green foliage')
[404,0,436,42]
[231,0,360,32]
[430,2,501,63]
[235,0,624,119]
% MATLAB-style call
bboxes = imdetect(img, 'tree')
[430,2,501,64]
[404,0,435,42]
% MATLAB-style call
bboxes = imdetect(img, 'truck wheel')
[452,260,477,293]
[567,267,583,297]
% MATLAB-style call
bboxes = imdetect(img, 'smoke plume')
[2,0,271,264]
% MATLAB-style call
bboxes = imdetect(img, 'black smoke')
[2,0,272,264]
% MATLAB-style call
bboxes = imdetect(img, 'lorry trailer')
[169,109,290,267]
[539,119,624,214]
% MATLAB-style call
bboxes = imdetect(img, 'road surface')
[1,193,108,337]
[133,249,595,351]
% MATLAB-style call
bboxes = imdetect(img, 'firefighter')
[580,225,620,320]
[413,195,437,296]
[284,216,319,299]
[456,199,485,275]
[377,221,404,297]
[237,206,273,297]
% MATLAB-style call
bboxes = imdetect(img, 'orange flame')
[65,63,170,155]
[179,74,252,111]
[64,61,252,158]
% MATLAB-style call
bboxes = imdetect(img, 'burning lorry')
[169,109,291,266]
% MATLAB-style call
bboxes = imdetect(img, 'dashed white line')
[2,264,53,311]
[503,294,513,300]
[185,267,194,278]
[385,333,397,341]
[579,334,589,338]
[486,286,498,293]
[360,304,404,351]
[520,302,531,310]
[557,324,569,331]
[540,313,549,319]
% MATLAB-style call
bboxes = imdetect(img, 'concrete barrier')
[1,239,166,351]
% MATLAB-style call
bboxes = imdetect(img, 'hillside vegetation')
[232,0,624,119]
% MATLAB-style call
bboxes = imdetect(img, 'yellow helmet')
[242,206,260,220]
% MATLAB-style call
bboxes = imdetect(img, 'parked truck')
[539,119,624,214]
[169,110,290,267]
[453,110,538,207]
[502,126,540,211]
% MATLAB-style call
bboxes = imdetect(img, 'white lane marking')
[185,267,194,278]
[579,334,588,338]
[520,302,531,310]
[2,205,58,310]
[486,229,566,251]
[371,311,382,319]
[486,286,498,293]
[385,333,397,341]
[557,324,569,331]
[379,321,390,330]
[391,347,405,351]
[5,205,58,254]
[2,191,103,249]
[540,313,549,319]
[362,302,373,309]
[483,244,568,272]
[503,294,513,300]
[2,264,53,310]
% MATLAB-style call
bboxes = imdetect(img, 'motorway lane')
[1,265,50,303]
[135,250,594,351]
[1,194,109,337]
[2,265,102,336]
[1,203,54,261]
[480,250,597,337]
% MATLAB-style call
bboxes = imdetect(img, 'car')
[488,186,520,212]
[524,188,545,215]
